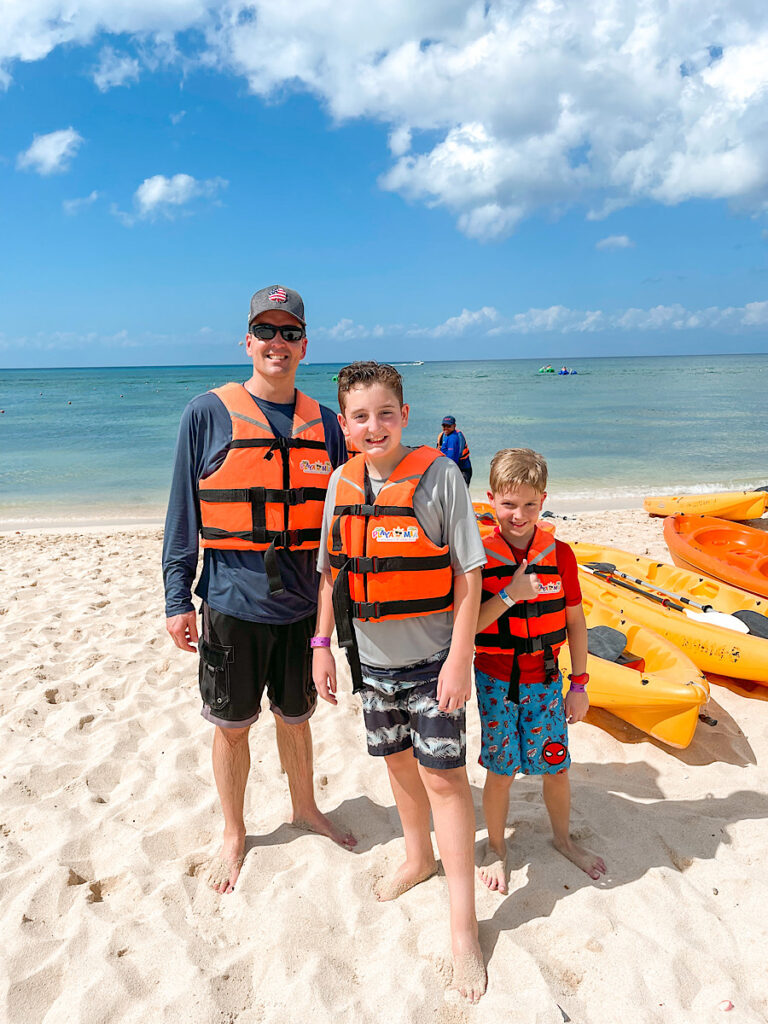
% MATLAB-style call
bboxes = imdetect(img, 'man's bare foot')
[291,807,357,849]
[477,840,508,894]
[553,835,606,880]
[374,859,437,901]
[450,935,487,1003]
[206,831,245,895]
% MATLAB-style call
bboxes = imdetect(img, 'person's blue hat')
[442,415,456,426]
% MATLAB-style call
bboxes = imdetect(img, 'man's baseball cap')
[442,415,456,426]
[248,285,306,327]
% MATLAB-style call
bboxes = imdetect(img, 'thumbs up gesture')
[509,559,541,602]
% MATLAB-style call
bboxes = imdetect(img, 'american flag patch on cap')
[269,287,287,303]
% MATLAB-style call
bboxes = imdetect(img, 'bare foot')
[553,835,606,880]
[374,860,437,901]
[477,840,508,894]
[450,936,487,1003]
[291,807,357,849]
[206,832,245,895]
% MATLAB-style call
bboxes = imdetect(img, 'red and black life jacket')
[475,525,567,700]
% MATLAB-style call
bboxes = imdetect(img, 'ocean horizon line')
[3,349,768,372]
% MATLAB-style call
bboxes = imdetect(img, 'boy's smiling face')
[338,383,409,464]
[490,483,546,548]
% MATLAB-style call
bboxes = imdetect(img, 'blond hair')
[337,361,404,411]
[489,448,548,495]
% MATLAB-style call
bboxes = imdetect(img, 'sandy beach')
[2,509,768,1024]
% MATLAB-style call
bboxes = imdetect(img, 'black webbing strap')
[326,552,452,573]
[351,587,453,621]
[199,486,327,505]
[200,526,322,545]
[481,563,559,578]
[229,437,328,450]
[330,562,365,692]
[504,644,560,703]
[506,659,521,704]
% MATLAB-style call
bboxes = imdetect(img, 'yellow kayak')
[570,540,768,620]
[575,556,768,685]
[559,591,708,748]
[643,490,768,520]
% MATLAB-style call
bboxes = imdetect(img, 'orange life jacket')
[475,526,566,698]
[329,446,454,623]
[198,383,332,591]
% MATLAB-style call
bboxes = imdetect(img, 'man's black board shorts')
[198,603,316,728]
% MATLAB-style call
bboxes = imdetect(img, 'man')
[163,285,355,896]
[437,415,472,487]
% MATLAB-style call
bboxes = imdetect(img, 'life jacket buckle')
[354,556,379,574]
[358,503,376,517]
[287,487,305,504]
[356,601,381,620]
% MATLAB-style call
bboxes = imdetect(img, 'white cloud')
[4,3,768,237]
[113,172,228,224]
[16,127,83,175]
[170,110,186,125]
[93,46,140,90]
[62,189,100,214]
[318,298,768,338]
[410,305,499,337]
[596,234,634,250]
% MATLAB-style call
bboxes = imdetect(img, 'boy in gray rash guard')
[312,361,487,1003]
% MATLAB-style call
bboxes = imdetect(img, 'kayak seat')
[587,625,627,663]
[733,610,768,639]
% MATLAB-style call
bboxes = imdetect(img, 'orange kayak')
[644,490,768,520]
[664,515,768,599]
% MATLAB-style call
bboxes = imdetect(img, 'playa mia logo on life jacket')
[537,580,562,595]
[371,525,420,543]
[299,458,332,475]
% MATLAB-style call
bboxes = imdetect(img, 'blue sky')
[1,2,767,367]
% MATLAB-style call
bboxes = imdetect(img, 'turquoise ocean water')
[1,354,766,525]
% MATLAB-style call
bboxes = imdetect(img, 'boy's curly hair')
[337,361,404,411]
[489,448,548,495]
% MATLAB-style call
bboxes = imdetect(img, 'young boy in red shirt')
[474,448,606,894]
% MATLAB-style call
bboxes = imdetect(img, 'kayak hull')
[663,515,768,599]
[644,491,768,521]
[560,592,708,748]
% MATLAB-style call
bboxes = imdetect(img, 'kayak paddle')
[582,563,750,633]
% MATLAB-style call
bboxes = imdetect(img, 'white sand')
[1,512,767,1023]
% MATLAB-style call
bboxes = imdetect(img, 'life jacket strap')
[227,436,329,451]
[351,588,453,621]
[327,552,452,573]
[199,486,328,505]
[504,644,560,703]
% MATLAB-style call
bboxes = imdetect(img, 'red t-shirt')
[475,538,581,686]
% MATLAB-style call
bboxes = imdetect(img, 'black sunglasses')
[249,323,305,342]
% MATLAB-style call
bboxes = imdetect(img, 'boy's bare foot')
[477,840,508,894]
[553,835,606,880]
[374,859,437,901]
[206,832,245,895]
[291,808,357,849]
[450,935,487,1003]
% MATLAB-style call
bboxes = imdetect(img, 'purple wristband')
[569,682,587,692]
[310,636,331,648]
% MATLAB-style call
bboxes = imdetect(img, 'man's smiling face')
[245,309,307,382]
